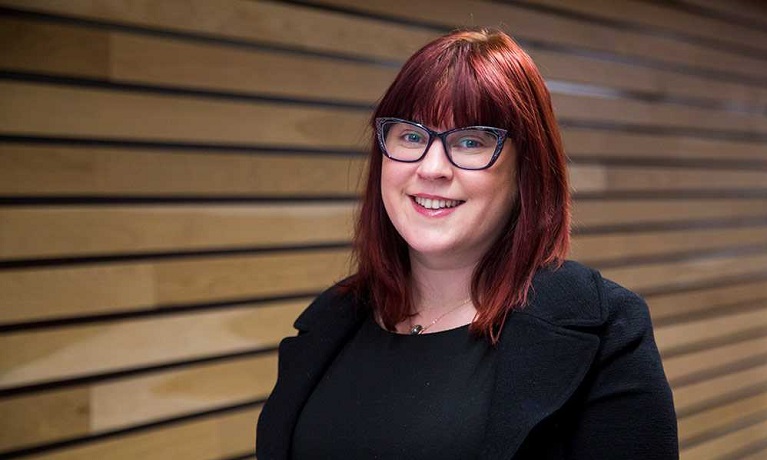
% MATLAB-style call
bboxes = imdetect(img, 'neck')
[409,251,476,313]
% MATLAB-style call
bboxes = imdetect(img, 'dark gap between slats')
[0,348,278,399]
[0,291,321,333]
[676,381,767,419]
[670,351,767,388]
[492,0,767,60]
[679,409,767,450]
[661,325,767,359]
[281,0,767,86]
[654,296,767,327]
[0,399,266,459]
[643,0,767,34]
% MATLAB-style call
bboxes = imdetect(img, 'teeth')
[414,196,462,209]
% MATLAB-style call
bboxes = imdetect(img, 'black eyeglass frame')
[374,117,509,171]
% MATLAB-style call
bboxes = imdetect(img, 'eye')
[401,131,425,144]
[457,138,483,148]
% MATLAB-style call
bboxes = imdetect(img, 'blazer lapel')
[481,311,600,460]
[257,292,366,460]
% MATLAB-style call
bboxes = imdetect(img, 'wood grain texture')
[4,16,767,111]
[678,391,767,442]
[654,303,767,351]
[302,0,767,79]
[0,144,366,197]
[647,280,767,322]
[0,387,89,452]
[673,363,767,410]
[0,0,436,61]
[665,334,767,383]
[0,248,349,324]
[0,353,277,452]
[681,418,767,459]
[521,0,767,53]
[0,300,304,390]
[23,406,261,460]
[0,81,369,149]
[0,203,355,259]
[562,127,767,160]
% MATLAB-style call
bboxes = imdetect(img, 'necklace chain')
[409,297,472,335]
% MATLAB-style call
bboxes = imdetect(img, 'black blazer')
[257,261,678,459]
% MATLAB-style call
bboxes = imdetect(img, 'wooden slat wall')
[0,0,765,458]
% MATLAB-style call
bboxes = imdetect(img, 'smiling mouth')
[412,196,465,210]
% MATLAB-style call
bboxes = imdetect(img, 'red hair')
[346,28,570,343]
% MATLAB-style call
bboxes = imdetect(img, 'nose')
[416,137,454,180]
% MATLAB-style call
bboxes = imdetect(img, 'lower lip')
[410,197,462,217]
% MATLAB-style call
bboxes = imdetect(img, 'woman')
[257,28,678,459]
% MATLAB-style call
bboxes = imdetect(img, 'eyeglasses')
[375,117,508,170]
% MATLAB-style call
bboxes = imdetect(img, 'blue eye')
[458,138,481,148]
[402,132,424,143]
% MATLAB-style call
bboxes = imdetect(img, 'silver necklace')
[409,298,472,335]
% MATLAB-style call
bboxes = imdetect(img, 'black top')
[290,314,497,459]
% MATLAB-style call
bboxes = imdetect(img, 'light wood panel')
[673,363,767,410]
[681,418,767,459]
[5,144,766,199]
[0,353,277,452]
[304,0,767,79]
[655,303,767,352]
[4,16,767,111]
[0,144,366,197]
[574,198,767,227]
[4,206,767,261]
[0,387,90,452]
[678,391,767,442]
[2,82,763,152]
[0,0,436,62]
[572,226,767,263]
[664,334,767,382]
[7,0,767,79]
[552,92,767,134]
[520,0,767,53]
[0,248,350,324]
[647,280,767,322]
[0,300,303,390]
[562,127,767,160]
[0,203,355,259]
[24,406,261,460]
[0,81,370,148]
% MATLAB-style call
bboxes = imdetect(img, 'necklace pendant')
[410,324,423,335]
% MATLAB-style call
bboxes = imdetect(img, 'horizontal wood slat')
[3,206,766,261]
[303,0,767,79]
[0,204,355,259]
[4,144,766,199]
[24,406,261,460]
[0,248,350,324]
[562,128,767,160]
[664,334,767,383]
[0,145,366,197]
[5,0,767,80]
[0,299,304,390]
[573,198,767,227]
[682,418,767,459]
[572,226,767,263]
[0,0,436,62]
[0,81,370,149]
[678,391,767,442]
[0,353,276,452]
[647,280,767,322]
[654,303,767,352]
[673,363,767,411]
[4,16,767,112]
[522,0,767,53]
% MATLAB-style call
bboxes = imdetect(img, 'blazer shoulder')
[292,278,362,332]
[521,260,648,329]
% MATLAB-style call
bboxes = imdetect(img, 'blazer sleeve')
[565,278,679,459]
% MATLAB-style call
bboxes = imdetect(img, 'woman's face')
[381,124,518,267]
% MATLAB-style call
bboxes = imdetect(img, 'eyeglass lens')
[380,121,499,170]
